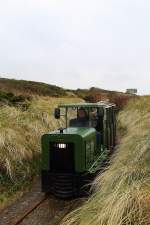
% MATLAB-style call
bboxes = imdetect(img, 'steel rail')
[13,196,47,225]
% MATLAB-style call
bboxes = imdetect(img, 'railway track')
[0,192,78,225]
[14,196,76,225]
[13,195,48,225]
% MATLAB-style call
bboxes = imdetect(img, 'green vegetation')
[72,87,133,111]
[0,78,67,97]
[0,78,132,111]
[0,77,139,211]
[0,95,82,209]
[63,96,150,225]
[0,90,30,110]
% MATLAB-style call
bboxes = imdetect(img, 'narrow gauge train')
[41,102,116,198]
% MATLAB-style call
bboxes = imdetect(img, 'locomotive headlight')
[58,143,66,149]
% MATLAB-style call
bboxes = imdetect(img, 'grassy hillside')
[73,86,131,99]
[63,96,150,225]
[72,87,133,111]
[0,95,83,209]
[0,78,67,96]
[0,78,132,108]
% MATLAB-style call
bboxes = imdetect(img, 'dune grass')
[62,96,150,225]
[0,96,82,208]
[0,78,67,97]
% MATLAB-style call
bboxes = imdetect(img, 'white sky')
[0,0,150,95]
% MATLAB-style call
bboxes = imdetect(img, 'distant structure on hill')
[126,89,137,94]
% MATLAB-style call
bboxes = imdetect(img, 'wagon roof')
[59,101,115,108]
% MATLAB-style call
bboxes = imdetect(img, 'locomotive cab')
[41,102,116,198]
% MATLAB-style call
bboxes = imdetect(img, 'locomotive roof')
[59,101,115,108]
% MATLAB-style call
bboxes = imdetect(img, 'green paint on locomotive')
[42,127,97,173]
[41,101,116,198]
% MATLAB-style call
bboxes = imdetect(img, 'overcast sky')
[0,0,150,95]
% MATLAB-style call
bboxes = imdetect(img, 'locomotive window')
[67,108,78,121]
[89,108,98,129]
[68,108,90,127]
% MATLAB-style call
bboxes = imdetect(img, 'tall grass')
[62,96,150,225]
[0,96,82,206]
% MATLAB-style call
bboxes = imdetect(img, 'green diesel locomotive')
[41,102,116,198]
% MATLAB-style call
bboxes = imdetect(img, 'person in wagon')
[69,107,89,127]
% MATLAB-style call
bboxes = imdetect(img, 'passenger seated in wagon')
[69,107,102,146]
[69,107,89,127]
